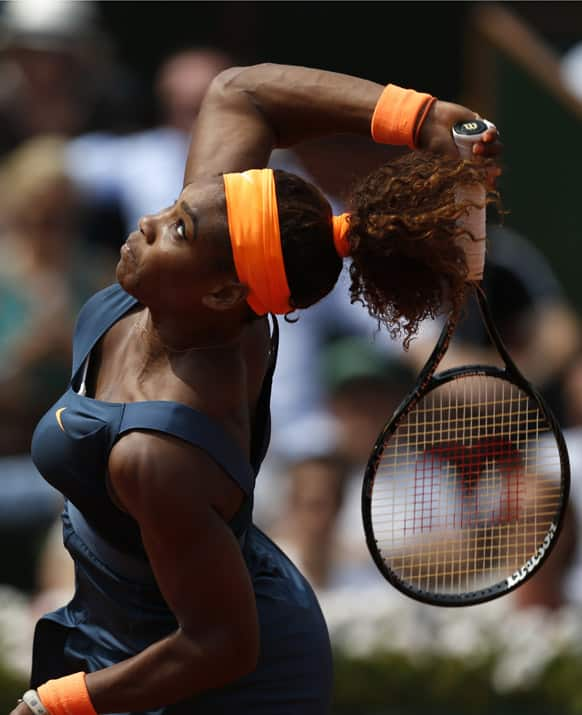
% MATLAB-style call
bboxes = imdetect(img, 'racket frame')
[362,286,570,607]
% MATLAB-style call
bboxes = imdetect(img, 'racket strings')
[369,374,563,596]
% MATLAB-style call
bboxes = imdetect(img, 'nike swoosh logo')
[55,407,67,432]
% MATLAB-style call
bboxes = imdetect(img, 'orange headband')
[332,213,351,257]
[223,169,292,315]
[38,672,97,715]
[371,84,436,149]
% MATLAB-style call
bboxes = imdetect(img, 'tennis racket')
[361,119,570,606]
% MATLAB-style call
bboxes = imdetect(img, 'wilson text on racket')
[505,522,558,589]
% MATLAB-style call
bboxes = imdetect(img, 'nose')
[138,214,156,244]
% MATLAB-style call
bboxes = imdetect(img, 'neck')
[137,308,243,355]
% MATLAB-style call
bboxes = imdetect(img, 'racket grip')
[451,119,496,282]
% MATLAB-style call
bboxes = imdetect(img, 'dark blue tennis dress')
[29,283,333,714]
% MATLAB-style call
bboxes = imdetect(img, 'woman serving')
[14,63,499,715]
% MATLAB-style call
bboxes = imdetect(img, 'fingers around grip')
[417,100,502,159]
[473,129,503,157]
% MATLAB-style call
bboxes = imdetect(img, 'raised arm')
[184,62,499,182]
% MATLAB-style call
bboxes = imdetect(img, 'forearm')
[185,63,384,180]
[224,63,382,144]
[85,625,255,712]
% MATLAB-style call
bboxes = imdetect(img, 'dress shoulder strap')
[72,284,138,379]
[118,401,255,496]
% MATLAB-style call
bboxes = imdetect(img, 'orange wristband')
[38,672,97,715]
[371,84,436,149]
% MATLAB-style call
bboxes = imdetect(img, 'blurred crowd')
[2,1,582,685]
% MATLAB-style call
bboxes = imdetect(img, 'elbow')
[205,63,278,100]
[222,620,260,679]
[200,66,250,114]
[207,65,244,94]
[227,627,260,679]
[181,622,260,686]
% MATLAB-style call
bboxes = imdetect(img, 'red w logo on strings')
[408,437,524,532]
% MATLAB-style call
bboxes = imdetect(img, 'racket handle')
[451,119,496,282]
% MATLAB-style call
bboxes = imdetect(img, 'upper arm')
[108,431,258,653]
[184,66,278,183]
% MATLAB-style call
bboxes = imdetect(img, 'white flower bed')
[318,584,582,692]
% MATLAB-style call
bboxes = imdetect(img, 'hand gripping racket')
[361,119,570,606]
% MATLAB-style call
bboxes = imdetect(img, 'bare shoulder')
[108,430,245,527]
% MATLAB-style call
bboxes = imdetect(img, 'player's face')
[116,178,232,312]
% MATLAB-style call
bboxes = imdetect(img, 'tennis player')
[14,63,500,715]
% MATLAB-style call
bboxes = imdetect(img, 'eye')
[174,219,188,240]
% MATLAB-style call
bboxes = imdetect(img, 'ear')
[201,280,249,311]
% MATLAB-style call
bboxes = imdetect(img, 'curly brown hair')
[345,152,499,348]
